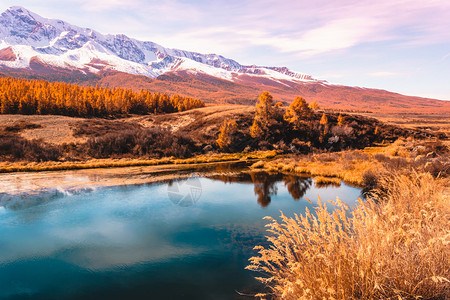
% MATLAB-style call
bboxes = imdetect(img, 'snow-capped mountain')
[2,6,448,113]
[0,6,317,83]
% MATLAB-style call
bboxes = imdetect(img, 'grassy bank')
[247,139,450,299]
[251,138,449,187]
[252,151,378,186]
[0,150,279,173]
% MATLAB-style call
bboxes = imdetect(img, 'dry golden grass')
[314,176,341,186]
[364,138,420,157]
[257,151,382,186]
[254,138,449,188]
[357,112,450,137]
[0,150,280,173]
[247,172,450,299]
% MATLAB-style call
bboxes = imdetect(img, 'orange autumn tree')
[320,112,329,135]
[337,113,345,127]
[216,119,238,150]
[284,96,312,129]
[250,91,278,139]
[308,100,320,110]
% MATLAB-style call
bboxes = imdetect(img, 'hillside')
[0,105,252,145]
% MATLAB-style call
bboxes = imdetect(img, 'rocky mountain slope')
[0,6,315,83]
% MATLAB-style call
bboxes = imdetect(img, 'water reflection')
[0,188,93,211]
[207,172,312,207]
[0,174,361,300]
[284,175,312,200]
[251,172,277,207]
[1,171,334,212]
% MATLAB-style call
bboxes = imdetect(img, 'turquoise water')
[0,173,361,299]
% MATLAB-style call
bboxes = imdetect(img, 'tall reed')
[247,172,449,299]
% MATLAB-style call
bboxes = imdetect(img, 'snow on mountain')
[0,6,319,83]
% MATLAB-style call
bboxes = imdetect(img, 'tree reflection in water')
[283,175,312,201]
[200,170,314,208]
[250,172,278,207]
[249,173,312,207]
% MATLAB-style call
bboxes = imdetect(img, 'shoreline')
[0,149,381,195]
[0,150,279,174]
[0,159,255,195]
[3,140,444,196]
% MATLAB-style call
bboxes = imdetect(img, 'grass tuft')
[314,176,341,187]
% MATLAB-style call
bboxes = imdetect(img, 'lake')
[0,171,361,299]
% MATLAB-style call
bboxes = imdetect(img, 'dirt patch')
[0,115,86,145]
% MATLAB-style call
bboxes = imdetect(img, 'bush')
[361,169,380,193]
[84,126,197,158]
[0,135,61,161]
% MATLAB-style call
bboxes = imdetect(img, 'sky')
[1,0,450,100]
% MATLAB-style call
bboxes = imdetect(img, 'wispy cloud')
[441,52,450,61]
[368,71,402,77]
[2,0,449,56]
[133,0,450,57]
[151,17,384,56]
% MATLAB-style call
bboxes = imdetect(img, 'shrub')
[84,126,197,158]
[289,139,311,154]
[0,135,61,161]
[361,169,379,192]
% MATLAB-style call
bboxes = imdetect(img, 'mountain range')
[0,6,449,113]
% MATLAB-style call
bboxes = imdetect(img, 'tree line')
[217,91,329,150]
[216,91,410,153]
[0,77,205,117]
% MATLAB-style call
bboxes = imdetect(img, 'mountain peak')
[4,6,41,21]
[0,6,318,83]
[6,6,29,13]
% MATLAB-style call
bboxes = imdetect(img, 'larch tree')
[320,112,329,135]
[308,101,320,110]
[250,91,277,139]
[216,119,238,150]
[337,113,345,127]
[284,96,312,129]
